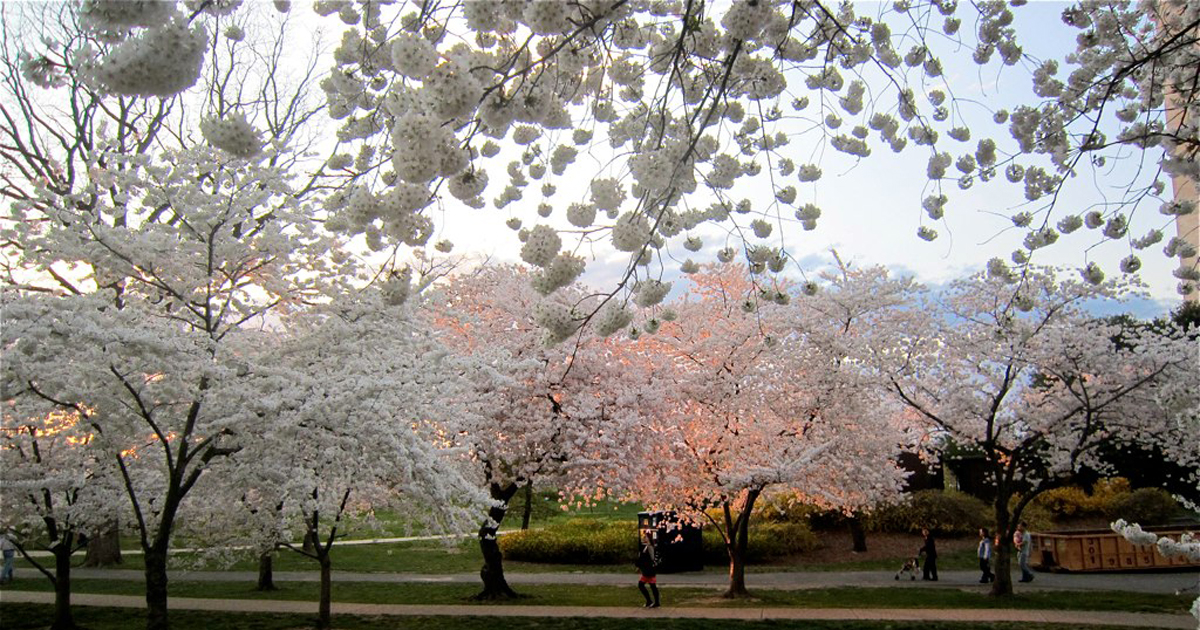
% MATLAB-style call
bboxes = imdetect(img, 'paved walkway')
[51,566,1199,595]
[1,591,1193,628]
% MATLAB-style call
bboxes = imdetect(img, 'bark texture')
[474,482,520,600]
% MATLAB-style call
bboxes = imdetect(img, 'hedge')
[500,517,818,565]
[500,519,636,564]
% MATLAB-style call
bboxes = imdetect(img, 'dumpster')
[637,511,703,573]
[1031,525,1200,572]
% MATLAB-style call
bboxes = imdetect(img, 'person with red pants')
[635,533,660,608]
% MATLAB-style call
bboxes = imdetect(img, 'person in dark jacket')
[635,533,660,608]
[919,528,938,581]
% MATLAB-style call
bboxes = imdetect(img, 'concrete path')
[52,566,1200,595]
[1,590,1193,628]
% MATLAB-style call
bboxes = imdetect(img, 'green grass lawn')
[1,579,1191,614]
[0,604,1175,630]
[7,532,1046,578]
[18,540,980,576]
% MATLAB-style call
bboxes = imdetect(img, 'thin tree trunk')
[474,482,520,600]
[51,538,76,630]
[82,522,122,567]
[317,553,332,630]
[256,551,276,591]
[849,514,867,552]
[520,482,534,530]
[143,547,169,630]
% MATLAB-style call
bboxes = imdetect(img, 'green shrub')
[1033,478,1132,519]
[1033,486,1095,518]
[751,495,825,525]
[500,519,637,564]
[501,517,817,566]
[701,522,818,564]
[1105,488,1182,525]
[1090,478,1132,508]
[865,490,989,535]
[1009,498,1055,533]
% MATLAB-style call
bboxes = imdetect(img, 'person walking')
[1014,521,1034,582]
[919,528,938,581]
[635,532,660,608]
[0,529,16,584]
[977,528,994,583]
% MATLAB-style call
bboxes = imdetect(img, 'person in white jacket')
[0,529,16,584]
[977,528,994,583]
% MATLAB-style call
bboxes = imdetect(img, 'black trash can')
[637,511,703,573]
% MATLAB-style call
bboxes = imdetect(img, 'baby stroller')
[894,556,920,580]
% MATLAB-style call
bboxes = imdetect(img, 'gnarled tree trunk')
[474,481,520,600]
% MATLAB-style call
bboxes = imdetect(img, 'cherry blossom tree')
[195,294,483,630]
[1,141,348,630]
[0,0,326,226]
[298,0,1199,334]
[8,0,1198,338]
[882,265,1200,597]
[0,399,119,630]
[633,264,912,598]
[426,264,658,599]
[0,4,330,574]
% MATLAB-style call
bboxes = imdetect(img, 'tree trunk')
[474,482,520,600]
[722,489,760,599]
[520,482,534,530]
[992,536,1014,595]
[302,531,316,554]
[849,514,867,552]
[256,552,276,591]
[725,536,749,598]
[317,553,332,630]
[990,487,1014,597]
[50,538,77,630]
[143,547,169,630]
[82,522,122,567]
